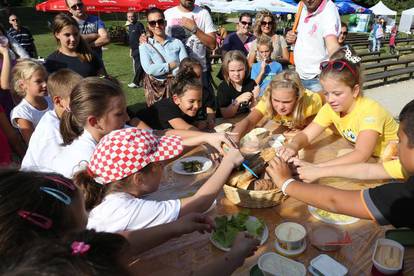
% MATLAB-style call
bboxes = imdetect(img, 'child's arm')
[179,148,243,216]
[192,233,260,276]
[0,112,26,157]
[266,157,372,219]
[168,118,200,131]
[129,117,152,129]
[15,118,34,144]
[232,109,264,142]
[317,130,379,167]
[294,158,391,183]
[120,213,214,255]
[0,45,11,90]
[220,92,252,119]
[278,122,325,161]
[252,62,266,87]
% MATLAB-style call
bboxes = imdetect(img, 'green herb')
[181,160,203,173]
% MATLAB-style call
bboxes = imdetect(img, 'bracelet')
[281,178,295,196]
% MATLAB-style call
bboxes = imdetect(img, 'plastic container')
[309,254,348,276]
[309,225,346,252]
[258,252,306,276]
[275,222,307,251]
[372,238,404,275]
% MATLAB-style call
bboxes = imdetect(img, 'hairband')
[44,175,76,190]
[343,46,361,64]
[40,187,71,205]
[71,241,91,256]
[17,210,53,229]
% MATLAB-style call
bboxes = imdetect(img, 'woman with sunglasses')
[247,10,289,68]
[139,7,187,106]
[221,13,255,57]
[44,13,106,78]
[277,56,398,169]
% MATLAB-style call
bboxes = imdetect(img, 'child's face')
[23,69,48,98]
[228,60,246,85]
[55,25,80,51]
[137,162,164,194]
[320,76,359,114]
[397,123,414,174]
[258,44,271,62]
[173,88,202,117]
[97,95,129,135]
[271,87,297,116]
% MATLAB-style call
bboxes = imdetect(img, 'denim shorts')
[301,77,323,92]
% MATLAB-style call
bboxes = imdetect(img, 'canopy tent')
[334,0,371,15]
[399,7,414,33]
[229,0,297,13]
[195,0,233,13]
[36,0,179,12]
[369,1,397,16]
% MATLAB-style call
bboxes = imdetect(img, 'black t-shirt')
[136,98,196,130]
[216,78,256,117]
[128,21,146,53]
[44,51,103,77]
[363,177,414,229]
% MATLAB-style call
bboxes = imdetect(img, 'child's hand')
[175,213,215,235]
[204,132,236,155]
[229,232,260,262]
[276,145,297,162]
[292,158,320,183]
[265,157,293,188]
[252,86,260,99]
[235,92,252,105]
[222,147,244,168]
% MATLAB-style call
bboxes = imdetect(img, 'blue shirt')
[78,15,106,57]
[251,61,283,96]
[139,36,188,80]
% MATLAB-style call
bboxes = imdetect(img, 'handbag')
[289,1,304,65]
[143,42,174,107]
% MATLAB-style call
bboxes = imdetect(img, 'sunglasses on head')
[240,21,252,26]
[261,21,273,26]
[148,19,165,27]
[320,60,356,77]
[70,3,84,9]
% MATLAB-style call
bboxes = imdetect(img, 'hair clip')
[44,175,76,191]
[71,241,91,256]
[64,106,71,113]
[17,210,53,229]
[40,187,71,205]
[343,46,361,64]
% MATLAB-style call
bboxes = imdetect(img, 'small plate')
[210,216,269,252]
[172,156,213,175]
[308,206,359,225]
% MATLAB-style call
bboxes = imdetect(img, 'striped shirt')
[7,27,36,58]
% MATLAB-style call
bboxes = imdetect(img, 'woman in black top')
[216,50,258,118]
[136,69,203,130]
[44,13,105,77]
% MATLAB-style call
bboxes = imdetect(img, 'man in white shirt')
[286,0,340,92]
[164,0,216,121]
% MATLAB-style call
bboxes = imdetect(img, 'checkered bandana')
[88,128,183,184]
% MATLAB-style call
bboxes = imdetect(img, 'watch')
[190,25,198,35]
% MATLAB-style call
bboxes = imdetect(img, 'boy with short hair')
[21,69,82,172]
[266,99,414,229]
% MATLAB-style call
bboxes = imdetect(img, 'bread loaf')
[253,179,277,190]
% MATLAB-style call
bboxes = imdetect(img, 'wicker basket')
[223,184,285,208]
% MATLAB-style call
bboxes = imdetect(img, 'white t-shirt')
[87,192,181,232]
[51,129,97,179]
[10,97,53,129]
[21,110,62,172]
[164,6,216,72]
[294,0,340,80]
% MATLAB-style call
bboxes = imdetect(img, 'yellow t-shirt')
[383,159,407,180]
[254,89,322,128]
[313,97,398,157]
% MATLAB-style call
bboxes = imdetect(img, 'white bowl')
[372,238,404,275]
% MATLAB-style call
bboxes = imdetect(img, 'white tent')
[399,7,414,33]
[369,1,397,16]
[230,0,297,13]
[195,0,233,13]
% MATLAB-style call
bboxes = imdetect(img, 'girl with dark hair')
[44,13,106,77]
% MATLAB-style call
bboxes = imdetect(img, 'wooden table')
[130,122,414,275]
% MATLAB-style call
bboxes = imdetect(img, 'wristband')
[281,178,295,196]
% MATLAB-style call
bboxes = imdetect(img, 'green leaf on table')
[245,218,264,238]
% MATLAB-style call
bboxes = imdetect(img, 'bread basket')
[223,184,285,208]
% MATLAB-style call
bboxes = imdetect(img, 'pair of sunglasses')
[240,21,252,26]
[320,60,356,77]
[70,2,84,10]
[148,19,165,27]
[261,21,273,26]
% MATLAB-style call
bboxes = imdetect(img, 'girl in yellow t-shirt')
[232,70,323,141]
[278,56,399,168]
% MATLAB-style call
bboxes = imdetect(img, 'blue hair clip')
[40,187,71,205]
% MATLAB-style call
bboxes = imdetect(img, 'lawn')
[3,7,234,112]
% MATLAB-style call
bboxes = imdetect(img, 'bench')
[363,58,414,71]
[363,66,414,88]
[362,54,399,63]
[357,51,381,58]
[397,46,414,55]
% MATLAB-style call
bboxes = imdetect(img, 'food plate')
[210,216,269,252]
[308,206,359,225]
[172,156,213,175]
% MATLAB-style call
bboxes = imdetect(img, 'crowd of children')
[0,16,413,273]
